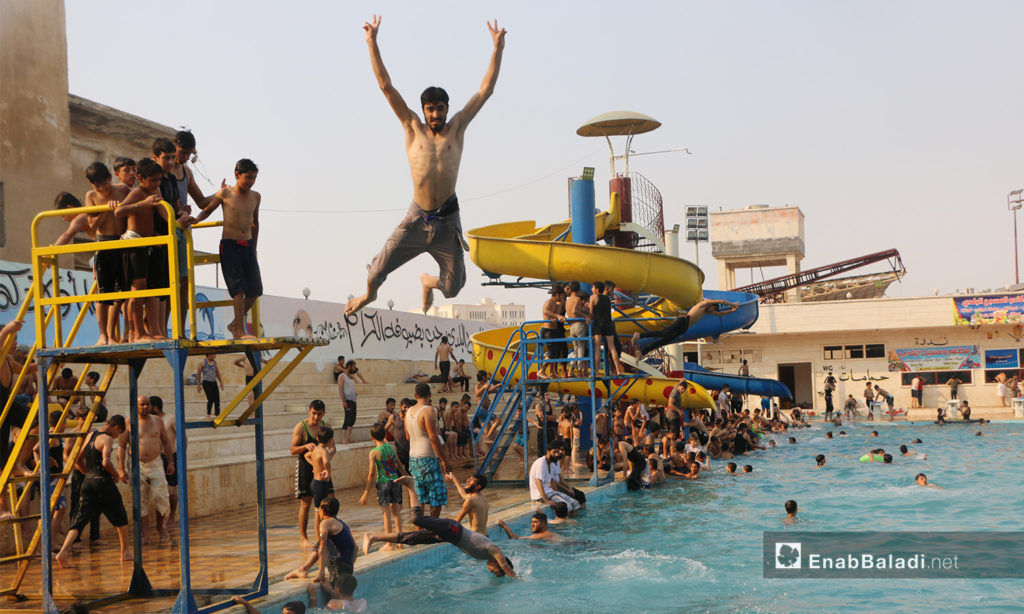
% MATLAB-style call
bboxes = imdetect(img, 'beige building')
[428,297,526,327]
[0,0,176,264]
[694,292,1022,413]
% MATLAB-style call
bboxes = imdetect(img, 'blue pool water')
[319,421,1024,613]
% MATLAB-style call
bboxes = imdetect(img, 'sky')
[64,0,1024,312]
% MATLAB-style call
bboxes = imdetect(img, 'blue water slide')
[681,362,793,399]
[681,289,761,342]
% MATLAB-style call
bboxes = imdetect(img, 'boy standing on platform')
[188,159,262,339]
[84,163,131,345]
[114,158,168,342]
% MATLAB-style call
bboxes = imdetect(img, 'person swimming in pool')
[915,473,942,489]
[783,500,798,525]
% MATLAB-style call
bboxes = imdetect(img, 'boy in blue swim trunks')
[188,159,262,339]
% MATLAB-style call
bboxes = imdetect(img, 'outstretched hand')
[487,19,506,49]
[364,14,381,42]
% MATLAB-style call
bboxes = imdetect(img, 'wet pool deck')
[3,464,610,614]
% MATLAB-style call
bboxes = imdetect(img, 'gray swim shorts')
[366,196,468,299]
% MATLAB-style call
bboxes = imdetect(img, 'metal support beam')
[162,347,199,614]
[126,358,153,597]
[248,349,270,597]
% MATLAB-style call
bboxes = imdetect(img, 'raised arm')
[446,472,469,501]
[496,519,520,539]
[364,15,417,124]
[452,20,506,130]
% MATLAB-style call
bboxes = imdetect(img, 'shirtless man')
[362,483,516,578]
[149,395,178,523]
[539,285,568,379]
[187,159,262,339]
[117,395,174,542]
[446,471,489,533]
[291,399,334,549]
[631,298,738,357]
[83,162,131,344]
[498,513,564,542]
[434,336,456,392]
[346,15,506,315]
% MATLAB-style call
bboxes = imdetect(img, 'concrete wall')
[710,205,805,264]
[0,0,72,259]
[698,294,1023,411]
[68,95,176,209]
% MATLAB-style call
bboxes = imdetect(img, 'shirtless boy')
[118,395,174,542]
[346,15,506,315]
[53,193,89,246]
[359,423,410,541]
[113,158,168,341]
[306,426,336,543]
[188,159,262,339]
[565,281,590,376]
[434,336,456,392]
[291,399,334,548]
[113,156,137,188]
[84,162,132,344]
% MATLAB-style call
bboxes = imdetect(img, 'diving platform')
[0,204,326,614]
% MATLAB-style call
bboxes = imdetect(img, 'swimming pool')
[320,421,1024,613]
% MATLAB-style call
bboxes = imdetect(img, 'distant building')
[429,298,526,327]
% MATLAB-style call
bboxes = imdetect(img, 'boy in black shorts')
[83,162,131,345]
[188,159,262,339]
[113,158,168,342]
[150,138,187,337]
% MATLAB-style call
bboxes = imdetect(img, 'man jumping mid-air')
[346,15,507,315]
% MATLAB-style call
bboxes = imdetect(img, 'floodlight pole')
[1010,190,1023,284]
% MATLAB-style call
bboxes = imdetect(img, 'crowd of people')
[531,280,740,376]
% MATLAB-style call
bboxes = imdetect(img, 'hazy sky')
[65,0,1024,312]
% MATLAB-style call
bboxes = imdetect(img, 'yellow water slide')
[466,194,715,408]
